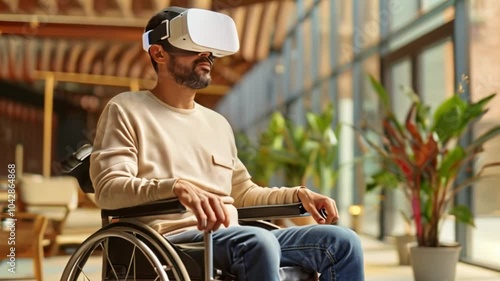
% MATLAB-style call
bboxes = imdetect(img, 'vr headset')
[142,8,240,57]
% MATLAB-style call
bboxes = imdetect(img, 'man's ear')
[149,44,167,64]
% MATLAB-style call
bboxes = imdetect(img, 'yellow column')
[43,73,55,177]
[15,143,23,179]
[130,78,140,92]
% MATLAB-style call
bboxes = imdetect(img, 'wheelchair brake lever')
[320,208,328,220]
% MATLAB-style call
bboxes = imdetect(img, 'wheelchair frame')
[59,144,314,281]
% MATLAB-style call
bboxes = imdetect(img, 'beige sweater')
[90,91,302,234]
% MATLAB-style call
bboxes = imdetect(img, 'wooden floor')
[0,235,499,281]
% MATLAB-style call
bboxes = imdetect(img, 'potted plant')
[236,104,340,225]
[359,75,500,281]
[382,211,415,266]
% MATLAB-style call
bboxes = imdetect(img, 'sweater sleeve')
[90,102,178,210]
[230,157,303,208]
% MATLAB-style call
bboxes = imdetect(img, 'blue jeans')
[166,224,365,281]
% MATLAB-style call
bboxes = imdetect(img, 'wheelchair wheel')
[60,221,191,281]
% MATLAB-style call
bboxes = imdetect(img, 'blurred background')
[0,0,499,280]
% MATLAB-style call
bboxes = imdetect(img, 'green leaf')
[306,112,319,132]
[432,95,467,142]
[420,180,433,198]
[269,111,286,132]
[268,149,302,166]
[449,205,475,227]
[319,104,334,132]
[422,195,433,223]
[416,103,431,131]
[368,75,390,112]
[438,146,465,180]
[366,182,379,192]
[466,125,500,154]
[463,93,496,124]
[369,170,401,190]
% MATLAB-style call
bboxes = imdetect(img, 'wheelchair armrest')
[237,203,308,221]
[101,198,187,219]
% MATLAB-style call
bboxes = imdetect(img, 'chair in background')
[18,174,79,256]
[0,212,48,281]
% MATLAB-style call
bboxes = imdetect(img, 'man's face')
[166,53,213,89]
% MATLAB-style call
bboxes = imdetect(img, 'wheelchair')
[59,144,318,281]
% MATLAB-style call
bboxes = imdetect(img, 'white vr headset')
[142,8,240,57]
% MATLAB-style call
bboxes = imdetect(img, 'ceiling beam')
[2,0,19,13]
[272,1,294,49]
[0,21,143,41]
[0,13,146,27]
[255,1,278,60]
[212,0,289,10]
[115,0,133,18]
[188,0,212,9]
[240,3,263,61]
[77,0,95,16]
[38,0,58,14]
[153,0,170,11]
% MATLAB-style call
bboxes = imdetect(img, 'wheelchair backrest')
[60,144,94,194]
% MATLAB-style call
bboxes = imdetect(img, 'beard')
[167,55,212,89]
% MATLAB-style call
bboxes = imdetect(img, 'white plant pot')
[394,234,415,265]
[409,243,461,281]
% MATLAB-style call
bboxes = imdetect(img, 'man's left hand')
[297,188,339,224]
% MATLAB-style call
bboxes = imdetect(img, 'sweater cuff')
[292,186,308,203]
[158,178,180,199]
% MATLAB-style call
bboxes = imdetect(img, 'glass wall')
[217,0,499,270]
[337,70,353,224]
[469,0,500,268]
[419,39,454,113]
[360,55,381,237]
[418,38,456,243]
[385,58,413,237]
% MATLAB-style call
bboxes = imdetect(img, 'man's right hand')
[173,179,230,232]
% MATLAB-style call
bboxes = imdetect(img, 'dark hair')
[144,7,186,72]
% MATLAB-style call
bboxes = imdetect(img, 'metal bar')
[379,0,390,241]
[352,0,363,206]
[42,72,55,177]
[204,231,214,281]
[311,4,320,113]
[281,39,292,108]
[329,0,339,201]
[453,0,472,259]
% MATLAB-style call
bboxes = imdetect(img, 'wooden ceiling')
[0,0,296,109]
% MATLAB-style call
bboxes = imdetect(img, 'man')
[90,6,364,281]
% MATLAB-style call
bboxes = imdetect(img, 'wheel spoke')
[123,244,136,281]
[101,240,120,280]
[76,264,91,281]
[134,247,137,281]
[61,222,188,281]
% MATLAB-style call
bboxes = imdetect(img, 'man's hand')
[297,188,339,224]
[173,179,231,232]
